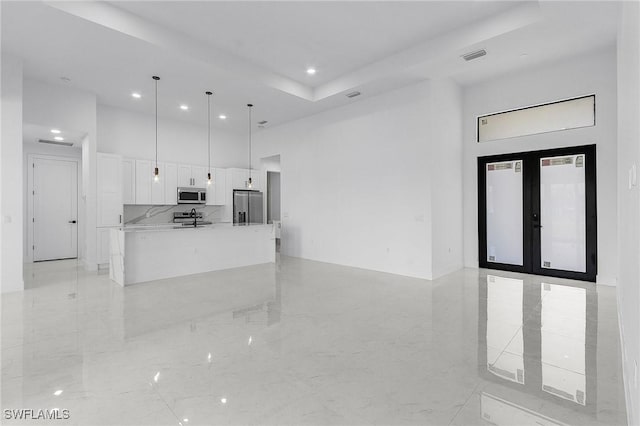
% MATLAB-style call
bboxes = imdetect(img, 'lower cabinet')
[97,227,112,266]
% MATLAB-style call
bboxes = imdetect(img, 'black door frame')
[478,144,597,282]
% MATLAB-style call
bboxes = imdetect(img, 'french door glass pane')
[540,155,586,272]
[541,283,586,405]
[486,275,525,384]
[486,160,523,265]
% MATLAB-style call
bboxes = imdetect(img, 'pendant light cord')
[155,77,158,169]
[248,104,253,179]
[207,92,211,175]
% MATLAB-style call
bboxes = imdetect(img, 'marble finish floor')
[1,257,627,425]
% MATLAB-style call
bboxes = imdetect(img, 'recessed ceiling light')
[50,129,61,134]
[54,136,64,141]
[131,92,142,99]
[180,105,189,110]
[218,114,227,120]
[220,397,227,404]
[53,390,63,396]
[306,67,316,75]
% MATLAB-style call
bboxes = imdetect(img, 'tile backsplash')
[123,205,227,225]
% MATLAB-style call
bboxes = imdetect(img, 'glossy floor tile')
[1,258,627,425]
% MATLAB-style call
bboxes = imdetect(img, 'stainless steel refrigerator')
[233,190,264,225]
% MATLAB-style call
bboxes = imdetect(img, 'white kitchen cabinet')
[136,160,168,205]
[206,168,227,205]
[151,163,165,205]
[177,164,192,187]
[122,158,136,205]
[192,166,207,188]
[97,153,123,227]
[178,164,208,188]
[135,159,152,204]
[165,163,178,205]
[97,227,111,265]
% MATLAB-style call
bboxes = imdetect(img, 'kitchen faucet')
[190,208,197,227]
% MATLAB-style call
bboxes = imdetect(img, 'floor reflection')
[477,273,611,425]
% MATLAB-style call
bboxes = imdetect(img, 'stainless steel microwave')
[177,187,206,204]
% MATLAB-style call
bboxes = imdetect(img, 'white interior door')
[33,158,78,261]
[486,160,524,266]
[540,155,586,273]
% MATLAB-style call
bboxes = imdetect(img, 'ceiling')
[23,123,86,148]
[1,1,620,133]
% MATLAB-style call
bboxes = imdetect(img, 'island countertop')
[110,223,275,286]
[119,222,272,233]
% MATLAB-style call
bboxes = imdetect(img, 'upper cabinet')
[177,164,192,188]
[135,159,152,205]
[151,163,166,205]
[178,164,207,188]
[206,168,227,206]
[165,163,178,205]
[135,160,176,205]
[120,157,224,206]
[97,153,123,227]
[122,158,136,205]
[229,168,261,191]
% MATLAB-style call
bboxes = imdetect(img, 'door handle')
[69,220,77,224]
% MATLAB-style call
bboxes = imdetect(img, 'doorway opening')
[478,145,597,282]
[260,155,281,252]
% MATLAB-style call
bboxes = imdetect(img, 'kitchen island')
[109,223,275,286]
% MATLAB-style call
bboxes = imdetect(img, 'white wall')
[23,78,98,269]
[97,104,245,168]
[1,54,24,293]
[616,2,640,424]
[253,79,463,280]
[462,48,618,285]
[429,79,464,279]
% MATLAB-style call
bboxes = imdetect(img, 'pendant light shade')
[247,104,253,189]
[206,91,213,186]
[152,76,160,182]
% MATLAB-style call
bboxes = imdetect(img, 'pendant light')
[206,91,213,186]
[152,75,160,182]
[247,103,253,189]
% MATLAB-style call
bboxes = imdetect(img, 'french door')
[478,145,597,282]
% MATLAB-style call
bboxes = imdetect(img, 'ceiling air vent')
[462,49,487,62]
[346,91,361,98]
[38,139,74,147]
